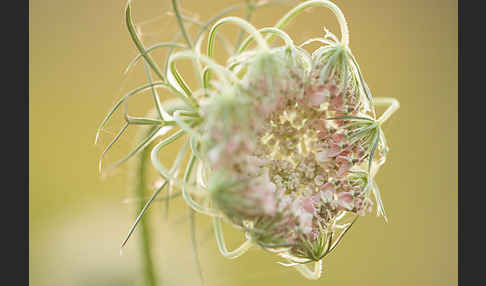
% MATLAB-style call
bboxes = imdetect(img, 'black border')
[459,1,483,285]
[457,1,464,285]
[6,0,28,285]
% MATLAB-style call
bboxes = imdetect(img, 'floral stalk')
[131,126,158,286]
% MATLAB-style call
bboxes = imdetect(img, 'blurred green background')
[29,0,457,285]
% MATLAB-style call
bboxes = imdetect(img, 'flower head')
[98,0,399,281]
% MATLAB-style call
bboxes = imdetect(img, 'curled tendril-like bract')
[98,0,399,281]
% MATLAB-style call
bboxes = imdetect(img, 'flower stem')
[172,0,193,49]
[132,126,159,286]
[272,0,350,47]
[375,97,400,125]
[234,0,256,52]
[294,260,323,280]
[212,216,253,259]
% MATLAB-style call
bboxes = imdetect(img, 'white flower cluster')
[99,0,399,280]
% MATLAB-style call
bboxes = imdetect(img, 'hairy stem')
[375,97,400,125]
[234,0,256,52]
[294,260,322,280]
[271,0,349,47]
[208,16,270,59]
[236,27,294,54]
[125,3,165,82]
[212,216,253,259]
[172,0,193,48]
[131,126,159,286]
[184,154,204,284]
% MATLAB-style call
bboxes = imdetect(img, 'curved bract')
[97,0,399,282]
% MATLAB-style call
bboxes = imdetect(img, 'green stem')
[294,260,322,280]
[171,0,206,91]
[236,27,294,55]
[271,0,349,47]
[125,3,165,82]
[132,126,159,286]
[234,0,256,52]
[212,216,253,259]
[208,16,269,59]
[172,0,193,48]
[184,154,204,284]
[374,97,400,125]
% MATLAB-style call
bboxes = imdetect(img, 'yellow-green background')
[30,0,457,285]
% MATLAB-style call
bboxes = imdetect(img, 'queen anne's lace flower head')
[98,0,399,280]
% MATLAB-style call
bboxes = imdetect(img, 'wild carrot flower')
[97,0,399,281]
